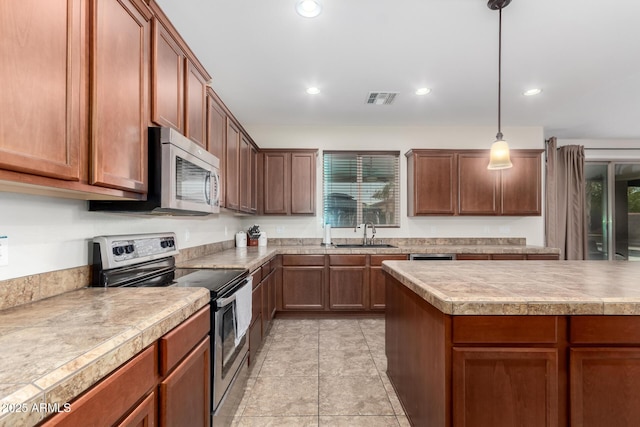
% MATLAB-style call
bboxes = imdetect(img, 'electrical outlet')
[0,236,8,266]
[224,226,228,236]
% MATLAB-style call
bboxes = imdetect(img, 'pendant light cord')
[497,7,503,140]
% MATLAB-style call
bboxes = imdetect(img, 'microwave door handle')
[212,172,220,206]
[204,172,211,205]
[217,294,236,308]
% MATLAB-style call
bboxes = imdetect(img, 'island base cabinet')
[452,348,558,427]
[570,348,640,427]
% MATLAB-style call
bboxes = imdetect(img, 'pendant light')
[487,0,513,170]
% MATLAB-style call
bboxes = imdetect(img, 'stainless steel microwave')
[90,127,220,215]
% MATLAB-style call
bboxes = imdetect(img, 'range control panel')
[94,233,179,269]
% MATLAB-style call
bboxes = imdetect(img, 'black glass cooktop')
[172,268,248,296]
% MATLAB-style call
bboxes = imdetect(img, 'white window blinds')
[323,151,400,228]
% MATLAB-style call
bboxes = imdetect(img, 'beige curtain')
[545,137,587,260]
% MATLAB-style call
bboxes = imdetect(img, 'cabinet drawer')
[370,254,407,266]
[251,268,262,289]
[329,255,366,266]
[159,305,210,375]
[453,316,559,344]
[41,344,157,427]
[456,254,491,260]
[570,316,640,344]
[282,255,325,266]
[527,254,560,260]
[491,254,526,260]
[261,259,274,276]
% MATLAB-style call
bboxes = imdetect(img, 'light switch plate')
[0,236,8,266]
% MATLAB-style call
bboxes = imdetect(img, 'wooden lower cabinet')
[117,391,156,427]
[40,344,158,427]
[370,255,407,310]
[39,307,210,427]
[570,348,640,427]
[329,255,367,310]
[453,347,558,427]
[159,337,210,427]
[280,255,326,311]
[385,272,640,427]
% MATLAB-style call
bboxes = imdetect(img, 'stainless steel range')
[91,232,250,426]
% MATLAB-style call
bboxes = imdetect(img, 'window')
[323,151,400,228]
[586,162,640,261]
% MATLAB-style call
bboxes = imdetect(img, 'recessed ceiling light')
[306,87,320,95]
[523,88,542,96]
[415,87,431,96]
[295,0,322,18]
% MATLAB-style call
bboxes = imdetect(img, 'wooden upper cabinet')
[151,18,184,132]
[407,149,542,217]
[291,152,316,214]
[239,134,251,213]
[262,149,317,215]
[90,0,151,193]
[149,0,210,148]
[263,151,289,214]
[207,89,226,206]
[225,118,241,211]
[407,150,457,215]
[0,0,82,181]
[458,152,500,215]
[501,150,542,215]
[250,144,258,213]
[184,59,207,147]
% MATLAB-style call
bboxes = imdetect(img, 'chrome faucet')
[354,222,376,245]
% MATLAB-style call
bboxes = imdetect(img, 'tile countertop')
[382,260,640,316]
[177,244,559,271]
[0,287,209,427]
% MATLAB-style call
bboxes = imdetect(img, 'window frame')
[323,150,401,228]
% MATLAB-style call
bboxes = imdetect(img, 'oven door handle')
[217,294,236,308]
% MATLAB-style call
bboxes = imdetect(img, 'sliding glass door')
[585,162,640,261]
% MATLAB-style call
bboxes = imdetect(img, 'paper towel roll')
[323,224,332,245]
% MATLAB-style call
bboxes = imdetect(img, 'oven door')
[213,278,250,411]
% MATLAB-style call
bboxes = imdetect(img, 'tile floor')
[232,318,410,426]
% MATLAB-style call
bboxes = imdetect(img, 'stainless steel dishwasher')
[409,253,456,260]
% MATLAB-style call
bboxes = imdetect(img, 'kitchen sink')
[333,243,397,248]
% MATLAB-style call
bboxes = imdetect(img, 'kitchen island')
[382,260,640,427]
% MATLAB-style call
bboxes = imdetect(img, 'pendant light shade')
[488,136,513,170]
[487,0,513,170]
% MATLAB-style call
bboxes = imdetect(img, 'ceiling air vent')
[366,92,398,105]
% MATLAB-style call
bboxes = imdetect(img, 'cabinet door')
[281,266,325,310]
[250,145,258,213]
[370,255,408,310]
[458,152,500,215]
[159,337,210,427]
[249,282,262,366]
[117,391,156,427]
[239,134,251,213]
[151,18,184,132]
[263,152,289,214]
[453,347,558,427]
[90,0,150,193]
[408,151,457,215]
[456,254,491,260]
[207,90,226,206]
[184,59,207,147]
[501,151,542,215]
[225,118,240,210]
[290,152,316,214]
[329,266,367,310]
[0,0,82,181]
[570,348,640,427]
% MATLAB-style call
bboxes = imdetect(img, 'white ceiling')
[156,0,640,140]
